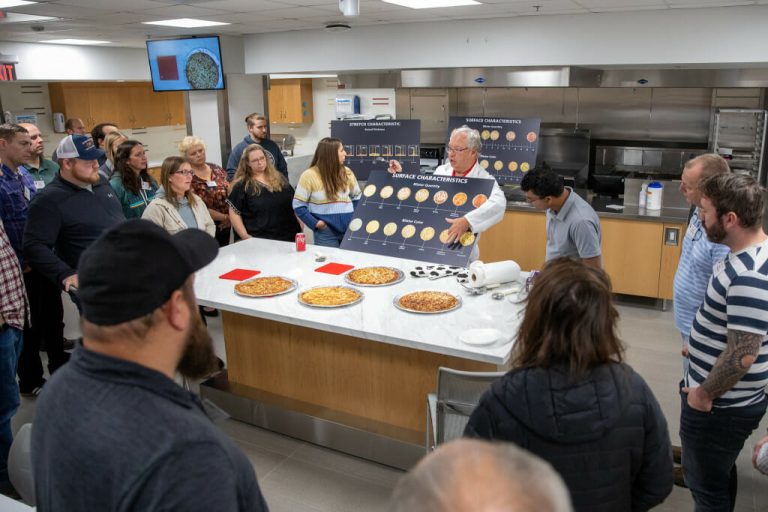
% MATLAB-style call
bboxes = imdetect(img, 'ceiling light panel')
[142,18,230,27]
[381,0,481,8]
[0,0,36,7]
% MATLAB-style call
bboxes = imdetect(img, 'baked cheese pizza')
[299,286,362,307]
[346,267,401,286]
[397,291,459,313]
[235,276,295,297]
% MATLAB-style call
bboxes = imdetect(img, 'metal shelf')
[711,108,767,184]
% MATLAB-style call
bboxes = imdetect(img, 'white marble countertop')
[195,238,523,365]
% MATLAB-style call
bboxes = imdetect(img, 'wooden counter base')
[221,311,496,437]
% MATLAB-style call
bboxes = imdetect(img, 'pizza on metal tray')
[235,276,294,297]
[398,291,458,313]
[346,267,400,286]
[300,286,361,306]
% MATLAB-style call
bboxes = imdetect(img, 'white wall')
[270,78,397,157]
[226,74,264,150]
[0,41,150,81]
[188,90,222,165]
[243,5,768,74]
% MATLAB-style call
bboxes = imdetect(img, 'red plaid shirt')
[0,219,28,330]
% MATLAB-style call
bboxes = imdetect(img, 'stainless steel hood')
[339,67,768,88]
[339,67,602,88]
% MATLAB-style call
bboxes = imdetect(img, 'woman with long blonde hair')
[227,144,301,242]
[292,137,361,247]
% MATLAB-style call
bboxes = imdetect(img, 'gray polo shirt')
[545,188,601,261]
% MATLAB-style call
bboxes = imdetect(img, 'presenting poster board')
[341,171,494,267]
[447,116,541,185]
[331,120,420,181]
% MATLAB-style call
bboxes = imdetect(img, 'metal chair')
[426,367,505,452]
[8,423,35,506]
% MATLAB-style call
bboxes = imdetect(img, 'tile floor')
[11,296,768,511]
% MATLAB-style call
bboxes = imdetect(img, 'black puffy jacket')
[464,363,673,512]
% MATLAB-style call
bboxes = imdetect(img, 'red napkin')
[315,263,355,275]
[219,269,261,281]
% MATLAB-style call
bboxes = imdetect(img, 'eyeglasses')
[173,170,194,176]
[446,146,470,154]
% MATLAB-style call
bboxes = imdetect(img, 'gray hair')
[450,125,482,152]
[389,439,572,512]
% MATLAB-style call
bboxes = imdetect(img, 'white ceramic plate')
[459,328,503,346]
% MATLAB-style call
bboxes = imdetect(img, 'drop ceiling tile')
[196,0,297,12]
[53,0,169,8]
[576,0,665,7]
[252,5,340,17]
[12,3,109,19]
[139,4,233,18]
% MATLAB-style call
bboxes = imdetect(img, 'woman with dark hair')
[465,258,673,512]
[142,156,214,236]
[292,137,361,248]
[227,144,301,242]
[109,140,158,219]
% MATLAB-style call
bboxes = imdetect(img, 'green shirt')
[23,158,60,187]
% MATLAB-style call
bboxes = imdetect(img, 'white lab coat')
[433,161,506,261]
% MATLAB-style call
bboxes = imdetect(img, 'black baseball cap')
[78,219,219,326]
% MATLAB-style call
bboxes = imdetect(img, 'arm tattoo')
[701,329,763,399]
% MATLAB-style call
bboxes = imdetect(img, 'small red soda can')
[295,233,306,252]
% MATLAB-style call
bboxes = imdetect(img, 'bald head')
[18,122,43,159]
[390,439,572,512]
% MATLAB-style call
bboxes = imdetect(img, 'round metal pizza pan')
[393,290,462,314]
[297,285,364,308]
[234,276,298,298]
[343,267,405,287]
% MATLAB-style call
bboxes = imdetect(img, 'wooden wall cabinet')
[267,78,313,124]
[49,82,186,131]
[477,210,686,299]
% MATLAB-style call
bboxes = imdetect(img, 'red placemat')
[315,263,355,275]
[219,269,261,281]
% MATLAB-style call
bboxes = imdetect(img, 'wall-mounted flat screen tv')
[146,36,224,92]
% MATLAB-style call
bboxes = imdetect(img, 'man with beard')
[23,134,124,297]
[226,113,287,180]
[31,219,269,511]
[681,173,768,510]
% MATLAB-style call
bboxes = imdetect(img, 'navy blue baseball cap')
[78,219,219,326]
[56,134,105,161]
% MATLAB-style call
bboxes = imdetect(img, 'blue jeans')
[0,326,23,483]
[679,388,766,512]
[313,227,343,248]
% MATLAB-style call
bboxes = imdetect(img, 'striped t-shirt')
[685,237,768,408]
[292,166,361,235]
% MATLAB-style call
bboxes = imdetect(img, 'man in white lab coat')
[389,125,506,261]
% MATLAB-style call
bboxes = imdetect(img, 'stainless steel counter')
[506,196,690,224]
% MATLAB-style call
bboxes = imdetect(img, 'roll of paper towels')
[469,260,521,288]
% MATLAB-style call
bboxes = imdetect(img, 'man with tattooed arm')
[681,173,768,511]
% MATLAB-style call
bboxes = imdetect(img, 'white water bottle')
[639,183,648,208]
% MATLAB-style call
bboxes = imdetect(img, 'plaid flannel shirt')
[0,219,28,330]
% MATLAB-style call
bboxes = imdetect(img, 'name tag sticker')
[141,181,151,191]
[34,180,45,189]
[23,187,31,201]
[207,180,217,188]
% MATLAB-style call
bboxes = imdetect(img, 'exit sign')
[0,63,17,81]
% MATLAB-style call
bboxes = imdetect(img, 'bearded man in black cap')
[31,219,269,512]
